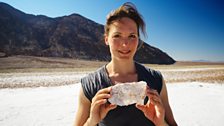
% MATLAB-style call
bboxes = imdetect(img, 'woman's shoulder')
[81,65,106,82]
[135,62,162,77]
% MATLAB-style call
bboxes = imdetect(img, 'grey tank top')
[81,62,163,126]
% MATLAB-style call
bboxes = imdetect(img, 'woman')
[74,2,177,126]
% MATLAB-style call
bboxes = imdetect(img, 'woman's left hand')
[136,87,166,126]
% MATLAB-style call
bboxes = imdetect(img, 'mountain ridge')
[0,2,175,64]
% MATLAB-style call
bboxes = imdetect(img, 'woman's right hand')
[87,87,117,125]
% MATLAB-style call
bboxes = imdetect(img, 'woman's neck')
[106,59,136,75]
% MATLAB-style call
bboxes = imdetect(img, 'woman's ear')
[104,35,109,45]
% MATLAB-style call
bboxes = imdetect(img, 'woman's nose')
[121,38,129,46]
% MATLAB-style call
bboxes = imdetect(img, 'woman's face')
[105,17,139,61]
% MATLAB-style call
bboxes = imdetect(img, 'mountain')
[0,2,175,64]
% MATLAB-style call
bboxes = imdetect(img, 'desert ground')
[0,55,224,126]
[0,55,224,88]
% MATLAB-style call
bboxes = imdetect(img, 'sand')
[0,82,224,126]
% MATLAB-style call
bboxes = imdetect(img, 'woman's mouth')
[118,50,131,54]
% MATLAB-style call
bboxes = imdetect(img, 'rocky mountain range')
[0,2,175,64]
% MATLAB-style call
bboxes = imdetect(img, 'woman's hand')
[88,87,117,125]
[136,87,166,126]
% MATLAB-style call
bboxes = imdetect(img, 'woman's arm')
[73,87,91,126]
[160,78,178,126]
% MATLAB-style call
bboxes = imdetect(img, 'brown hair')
[104,2,147,39]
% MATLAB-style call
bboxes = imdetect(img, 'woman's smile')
[118,50,131,55]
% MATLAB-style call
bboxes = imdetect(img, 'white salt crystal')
[108,81,147,106]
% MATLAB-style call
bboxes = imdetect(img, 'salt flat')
[0,82,224,126]
[0,72,87,88]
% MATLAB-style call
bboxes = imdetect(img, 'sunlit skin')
[105,17,139,62]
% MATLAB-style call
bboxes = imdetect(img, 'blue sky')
[1,0,224,62]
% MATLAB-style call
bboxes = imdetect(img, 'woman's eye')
[129,35,136,38]
[113,35,120,38]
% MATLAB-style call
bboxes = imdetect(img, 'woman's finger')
[92,87,112,102]
[146,89,161,101]
[145,88,163,106]
[135,104,147,113]
[152,95,162,102]
[91,99,107,110]
[92,93,111,102]
[105,104,117,112]
[96,87,112,95]
[147,89,160,97]
[150,95,163,107]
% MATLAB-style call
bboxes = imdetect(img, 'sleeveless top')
[81,62,163,126]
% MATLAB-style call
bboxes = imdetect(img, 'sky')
[1,0,224,62]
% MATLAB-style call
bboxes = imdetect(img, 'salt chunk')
[108,81,147,106]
